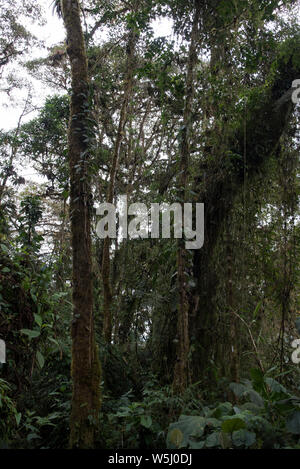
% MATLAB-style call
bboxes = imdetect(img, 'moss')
[62,0,102,449]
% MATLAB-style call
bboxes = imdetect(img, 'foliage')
[167,369,300,449]
[0,378,19,447]
[0,0,299,450]
[97,373,204,449]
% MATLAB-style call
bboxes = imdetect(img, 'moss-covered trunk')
[61,0,101,449]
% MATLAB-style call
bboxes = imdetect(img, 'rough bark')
[61,0,101,448]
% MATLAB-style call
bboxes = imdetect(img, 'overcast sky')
[0,0,173,132]
[0,1,173,185]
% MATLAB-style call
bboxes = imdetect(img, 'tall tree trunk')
[102,27,137,343]
[61,0,101,448]
[173,0,200,393]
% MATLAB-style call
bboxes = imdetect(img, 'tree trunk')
[61,0,101,449]
[226,228,239,383]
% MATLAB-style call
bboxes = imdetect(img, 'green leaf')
[36,351,45,369]
[264,377,287,395]
[168,428,183,448]
[52,292,68,301]
[0,244,8,253]
[49,337,60,349]
[221,418,246,434]
[229,382,264,407]
[220,431,232,449]
[250,368,265,393]
[15,412,22,426]
[62,189,69,200]
[253,301,262,319]
[286,411,300,435]
[189,440,205,449]
[205,432,220,448]
[34,314,42,328]
[20,329,40,339]
[295,318,300,335]
[248,390,264,407]
[229,382,247,398]
[167,416,207,449]
[232,429,256,448]
[140,415,152,429]
[30,290,37,303]
[211,402,233,418]
[27,433,41,441]
[250,368,264,382]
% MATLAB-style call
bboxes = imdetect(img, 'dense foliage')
[0,0,299,450]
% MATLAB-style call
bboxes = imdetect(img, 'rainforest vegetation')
[0,0,300,450]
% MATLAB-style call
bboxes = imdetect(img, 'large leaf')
[34,314,43,328]
[230,382,247,398]
[205,432,220,448]
[286,411,300,435]
[189,439,205,449]
[167,428,184,448]
[264,377,288,396]
[250,368,265,394]
[140,415,152,429]
[221,417,246,434]
[248,390,264,408]
[167,416,207,449]
[232,429,256,448]
[36,351,45,369]
[211,402,233,418]
[229,382,264,407]
[219,431,232,449]
[15,413,22,426]
[20,329,40,340]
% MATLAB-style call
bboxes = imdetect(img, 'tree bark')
[61,0,101,448]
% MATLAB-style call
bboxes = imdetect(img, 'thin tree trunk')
[61,0,101,449]
[226,230,239,383]
[173,0,200,393]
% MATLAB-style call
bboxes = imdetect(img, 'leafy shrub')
[0,377,20,447]
[97,374,204,449]
[167,369,300,449]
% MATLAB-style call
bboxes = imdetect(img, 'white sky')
[0,1,173,185]
[0,0,173,132]
[1,1,299,133]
